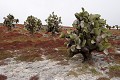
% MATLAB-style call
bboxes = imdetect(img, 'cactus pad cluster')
[3,14,19,31]
[45,12,62,35]
[60,8,111,62]
[24,15,42,34]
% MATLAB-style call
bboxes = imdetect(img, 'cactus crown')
[3,14,19,31]
[24,15,42,34]
[45,12,62,35]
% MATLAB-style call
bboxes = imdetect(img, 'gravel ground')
[0,52,120,80]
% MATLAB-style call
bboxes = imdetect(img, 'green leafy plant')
[60,8,111,62]
[24,15,42,34]
[3,14,19,31]
[45,12,62,35]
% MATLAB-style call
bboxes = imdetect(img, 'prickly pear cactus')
[3,14,19,31]
[115,25,119,30]
[45,12,62,35]
[60,8,111,62]
[24,15,42,34]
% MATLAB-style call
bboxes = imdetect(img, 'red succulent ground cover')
[109,40,120,45]
[0,25,66,51]
[0,38,65,50]
[35,39,66,48]
[0,25,119,57]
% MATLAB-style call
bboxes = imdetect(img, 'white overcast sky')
[0,0,120,26]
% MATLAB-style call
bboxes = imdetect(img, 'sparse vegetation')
[0,51,14,60]
[46,47,68,61]
[15,52,42,62]
[90,68,101,75]
[108,65,120,78]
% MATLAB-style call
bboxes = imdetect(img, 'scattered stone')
[29,75,39,80]
[54,48,59,51]
[43,34,48,37]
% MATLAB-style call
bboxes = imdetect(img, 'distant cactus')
[115,25,119,30]
[106,24,111,30]
[24,15,42,34]
[60,8,111,62]
[3,14,19,31]
[45,12,62,35]
[112,26,115,29]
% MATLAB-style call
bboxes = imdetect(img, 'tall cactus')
[45,12,62,35]
[3,14,19,31]
[24,15,42,34]
[60,8,111,62]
